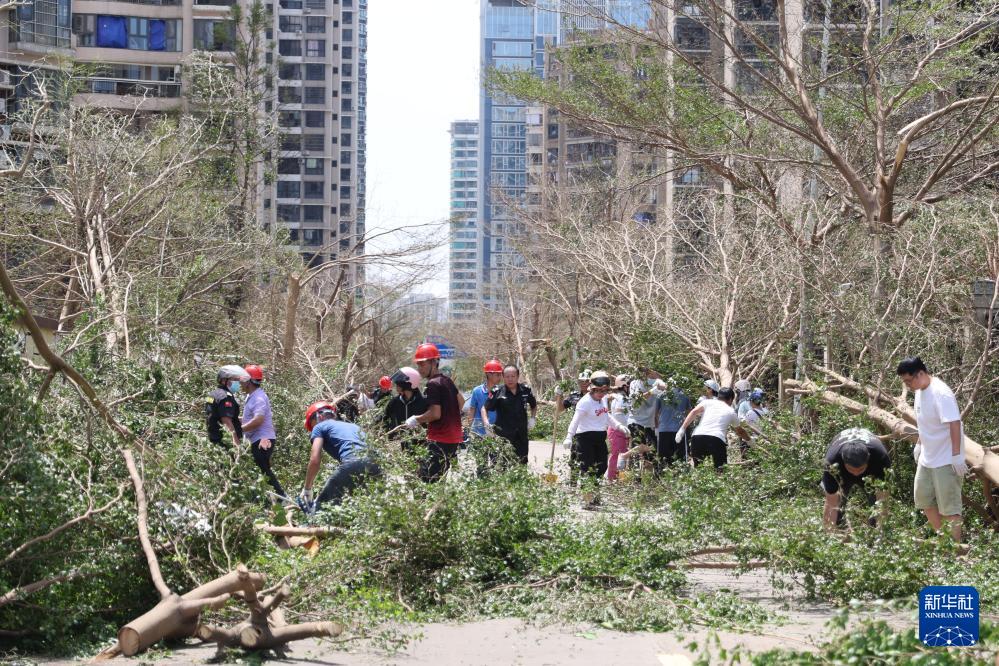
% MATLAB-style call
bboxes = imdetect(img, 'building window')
[277,180,300,197]
[304,63,325,80]
[303,86,325,104]
[278,86,301,104]
[280,134,301,151]
[303,158,324,175]
[278,64,300,80]
[277,158,300,174]
[301,228,323,245]
[340,133,351,147]
[73,14,180,51]
[342,28,353,42]
[340,98,352,112]
[340,168,351,182]
[14,0,71,47]
[341,81,351,95]
[193,19,234,51]
[340,202,351,215]
[278,111,301,127]
[303,205,324,222]
[278,39,302,56]
[279,15,302,32]
[342,10,353,24]
[341,46,353,60]
[341,63,352,76]
[341,115,353,129]
[305,16,325,33]
[304,0,324,8]
[305,39,325,57]
[340,185,351,199]
[303,134,325,151]
[303,181,324,199]
[277,204,300,222]
[304,111,324,127]
[340,150,351,165]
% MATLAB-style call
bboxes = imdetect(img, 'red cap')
[244,364,264,381]
[379,375,392,390]
[414,343,440,362]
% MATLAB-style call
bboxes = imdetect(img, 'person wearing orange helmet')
[239,364,286,500]
[467,359,503,439]
[402,342,465,482]
[299,401,381,514]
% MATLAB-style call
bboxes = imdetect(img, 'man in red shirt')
[403,343,465,481]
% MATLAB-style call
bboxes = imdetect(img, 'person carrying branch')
[675,387,750,469]
[300,401,382,515]
[403,343,465,482]
[897,356,966,541]
[239,364,287,500]
[206,365,249,450]
[821,427,891,529]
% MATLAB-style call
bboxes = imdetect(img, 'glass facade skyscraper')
[476,0,648,313]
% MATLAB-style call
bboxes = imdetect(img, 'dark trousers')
[419,441,460,483]
[498,429,530,465]
[834,480,877,527]
[655,431,686,472]
[689,434,727,469]
[316,458,382,509]
[251,440,287,499]
[572,431,608,479]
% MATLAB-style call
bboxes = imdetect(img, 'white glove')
[404,415,420,429]
[653,379,667,393]
[528,417,537,430]
[616,423,630,436]
[912,444,922,463]
[674,428,686,444]
[563,436,572,448]
[300,487,313,504]
[951,454,968,477]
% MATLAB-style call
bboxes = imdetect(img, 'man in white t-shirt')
[675,387,750,469]
[897,356,966,541]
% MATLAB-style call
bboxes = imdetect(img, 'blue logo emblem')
[919,586,978,647]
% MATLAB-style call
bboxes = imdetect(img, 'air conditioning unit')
[302,7,310,13]
[293,29,302,35]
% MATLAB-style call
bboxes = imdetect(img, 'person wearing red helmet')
[238,364,286,500]
[403,342,465,482]
[467,359,503,438]
[371,375,393,405]
[299,401,381,514]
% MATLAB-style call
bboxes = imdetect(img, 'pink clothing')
[607,428,630,480]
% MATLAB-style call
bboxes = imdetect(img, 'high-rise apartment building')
[448,120,479,321]
[0,0,365,285]
[265,0,366,287]
[475,0,649,313]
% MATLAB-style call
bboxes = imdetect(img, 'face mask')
[229,381,240,393]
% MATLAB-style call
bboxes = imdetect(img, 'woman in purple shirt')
[240,364,287,500]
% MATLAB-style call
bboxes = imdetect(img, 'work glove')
[912,444,922,463]
[616,423,630,436]
[300,487,313,504]
[653,379,667,394]
[528,417,537,430]
[951,454,968,477]
[404,415,420,429]
[674,427,686,444]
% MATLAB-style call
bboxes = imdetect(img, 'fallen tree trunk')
[256,525,342,538]
[785,378,999,487]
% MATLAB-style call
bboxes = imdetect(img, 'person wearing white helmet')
[563,371,625,504]
[734,379,752,418]
[383,367,427,439]
[696,378,721,405]
[560,369,591,413]
[205,364,250,449]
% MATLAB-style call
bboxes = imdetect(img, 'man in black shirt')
[821,427,892,528]
[560,369,591,412]
[205,364,249,449]
[485,365,538,465]
[384,367,428,437]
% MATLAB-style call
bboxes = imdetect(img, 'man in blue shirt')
[300,401,382,514]
[468,359,503,437]
[655,384,692,472]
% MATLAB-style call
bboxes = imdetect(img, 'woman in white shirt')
[675,387,750,469]
[563,371,628,483]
